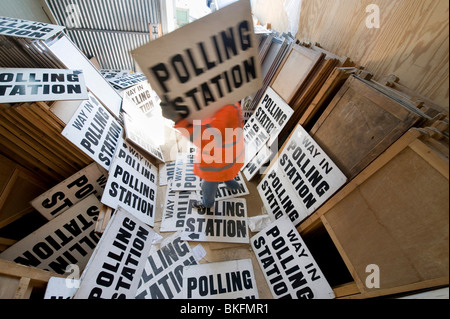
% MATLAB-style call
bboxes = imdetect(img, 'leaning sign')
[62,93,123,170]
[131,0,262,121]
[259,124,347,225]
[251,216,335,299]
[30,162,108,220]
[0,195,102,275]
[74,207,156,299]
[0,68,88,103]
[101,141,158,227]
[0,16,65,40]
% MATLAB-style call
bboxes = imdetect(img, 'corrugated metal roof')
[45,0,162,70]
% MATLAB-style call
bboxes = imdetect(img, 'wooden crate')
[0,258,63,299]
[298,128,449,298]
[309,75,428,180]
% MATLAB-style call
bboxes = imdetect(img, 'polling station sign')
[181,198,249,244]
[131,0,262,121]
[171,153,202,192]
[196,171,250,202]
[101,141,158,227]
[135,233,197,299]
[243,144,273,181]
[250,86,294,146]
[74,208,156,299]
[182,259,259,299]
[62,93,123,170]
[0,16,65,40]
[251,216,335,299]
[273,124,347,216]
[257,166,309,227]
[0,195,102,274]
[122,81,160,118]
[160,182,195,232]
[31,162,108,220]
[243,115,270,164]
[0,68,88,103]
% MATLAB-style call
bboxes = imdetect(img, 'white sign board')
[243,116,270,164]
[74,208,156,299]
[44,277,78,299]
[62,93,123,170]
[251,216,335,299]
[160,182,195,232]
[0,68,88,103]
[159,161,176,186]
[251,86,294,146]
[101,141,158,227]
[131,0,262,121]
[181,198,249,244]
[0,16,65,40]
[272,124,347,215]
[0,195,102,274]
[122,81,160,118]
[257,166,309,227]
[109,73,147,89]
[135,233,198,299]
[182,259,259,299]
[171,153,202,192]
[243,144,273,181]
[196,171,249,201]
[123,112,165,162]
[31,162,108,220]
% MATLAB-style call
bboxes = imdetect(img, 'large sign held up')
[182,259,259,299]
[0,195,102,274]
[258,124,347,225]
[181,198,249,244]
[0,68,88,103]
[101,141,158,227]
[74,208,156,299]
[31,162,108,220]
[0,16,65,40]
[62,93,123,170]
[251,216,335,299]
[135,233,198,299]
[131,0,262,121]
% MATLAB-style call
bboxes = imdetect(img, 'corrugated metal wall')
[45,0,162,70]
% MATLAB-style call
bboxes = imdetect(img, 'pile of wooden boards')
[0,101,92,185]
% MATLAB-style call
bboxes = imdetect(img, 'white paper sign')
[182,259,259,299]
[135,233,197,299]
[251,216,335,299]
[0,68,88,103]
[31,162,108,220]
[0,16,65,40]
[160,182,194,232]
[44,277,78,299]
[122,81,160,118]
[62,93,122,170]
[257,166,309,227]
[196,171,250,201]
[273,124,347,215]
[171,153,202,192]
[243,144,273,181]
[101,141,158,227]
[243,116,270,164]
[159,161,176,186]
[74,208,156,299]
[131,0,262,122]
[181,198,249,244]
[109,73,147,89]
[0,195,102,274]
[251,86,294,146]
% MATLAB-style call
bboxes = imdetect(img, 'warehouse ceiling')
[45,0,163,71]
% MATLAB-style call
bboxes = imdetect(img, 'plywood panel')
[253,0,449,108]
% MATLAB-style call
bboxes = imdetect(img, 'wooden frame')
[298,128,449,298]
[309,75,426,180]
[0,258,63,299]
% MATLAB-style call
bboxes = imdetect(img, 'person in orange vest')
[161,101,245,209]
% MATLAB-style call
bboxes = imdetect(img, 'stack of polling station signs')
[242,86,294,181]
[258,124,347,227]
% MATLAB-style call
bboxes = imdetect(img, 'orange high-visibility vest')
[175,103,245,182]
